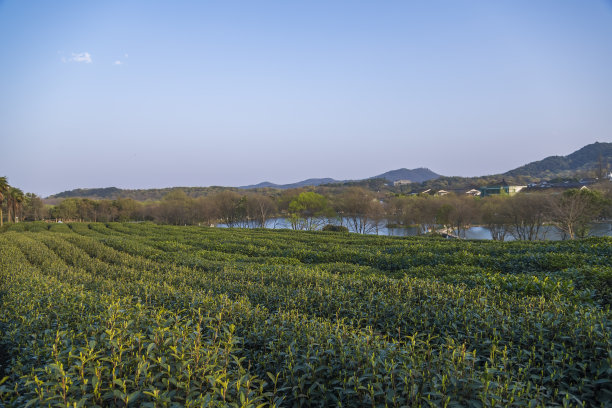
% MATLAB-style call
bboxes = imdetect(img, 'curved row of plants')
[0,222,610,406]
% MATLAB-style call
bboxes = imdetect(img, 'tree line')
[388,188,610,240]
[2,175,611,240]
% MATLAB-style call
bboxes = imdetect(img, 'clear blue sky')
[1,0,611,196]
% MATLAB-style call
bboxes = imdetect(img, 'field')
[0,222,610,407]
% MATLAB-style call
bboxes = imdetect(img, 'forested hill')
[419,141,612,190]
[239,168,441,189]
[238,178,338,189]
[47,142,610,200]
[48,186,252,201]
[503,141,611,179]
[373,167,440,183]
[47,169,442,199]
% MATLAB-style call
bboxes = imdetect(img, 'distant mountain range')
[48,142,610,200]
[238,168,441,189]
[238,178,339,189]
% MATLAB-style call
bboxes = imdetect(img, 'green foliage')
[321,224,349,233]
[288,192,333,231]
[1,223,611,407]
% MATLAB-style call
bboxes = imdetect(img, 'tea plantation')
[0,222,610,407]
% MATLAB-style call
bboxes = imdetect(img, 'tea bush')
[1,223,610,407]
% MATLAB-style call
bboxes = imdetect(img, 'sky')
[1,0,612,197]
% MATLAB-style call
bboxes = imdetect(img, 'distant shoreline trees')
[2,175,611,240]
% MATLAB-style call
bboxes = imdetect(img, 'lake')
[217,218,612,240]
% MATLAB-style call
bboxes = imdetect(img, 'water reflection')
[217,218,612,240]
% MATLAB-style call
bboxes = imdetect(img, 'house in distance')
[480,180,527,197]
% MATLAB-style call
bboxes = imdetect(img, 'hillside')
[373,167,440,183]
[48,169,439,199]
[239,178,338,189]
[504,141,611,179]
[420,141,611,190]
[46,142,610,199]
[49,186,250,201]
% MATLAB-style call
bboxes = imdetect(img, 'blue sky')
[1,1,611,196]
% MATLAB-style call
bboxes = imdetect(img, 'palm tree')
[0,176,9,227]
[8,187,24,223]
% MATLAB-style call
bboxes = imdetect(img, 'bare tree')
[549,188,606,239]
[413,196,444,234]
[504,194,549,241]
[212,191,244,227]
[447,195,479,238]
[247,193,277,228]
[480,195,510,241]
[338,187,384,234]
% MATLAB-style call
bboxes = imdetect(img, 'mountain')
[239,178,338,189]
[420,141,612,190]
[50,187,124,200]
[372,167,441,183]
[239,168,440,189]
[48,186,243,201]
[503,141,612,179]
[47,142,611,200]
[47,169,436,200]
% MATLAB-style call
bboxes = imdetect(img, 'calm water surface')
[218,218,612,240]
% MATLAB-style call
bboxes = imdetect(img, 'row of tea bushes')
[1,223,610,406]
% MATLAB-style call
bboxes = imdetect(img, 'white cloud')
[69,52,92,63]
[124,53,129,58]
[114,60,122,65]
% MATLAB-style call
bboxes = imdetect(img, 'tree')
[480,195,510,241]
[386,196,411,227]
[212,191,244,227]
[23,193,47,221]
[76,199,95,222]
[234,196,249,228]
[158,190,191,225]
[192,196,219,226]
[338,187,384,234]
[114,198,140,222]
[504,194,549,241]
[288,192,333,230]
[97,200,119,222]
[435,201,453,234]
[596,154,609,179]
[0,176,9,226]
[446,195,479,238]
[549,188,607,239]
[412,195,444,234]
[277,188,305,213]
[7,187,24,223]
[51,198,78,221]
[247,193,277,228]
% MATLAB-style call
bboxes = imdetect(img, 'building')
[480,180,526,197]
[393,179,412,186]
